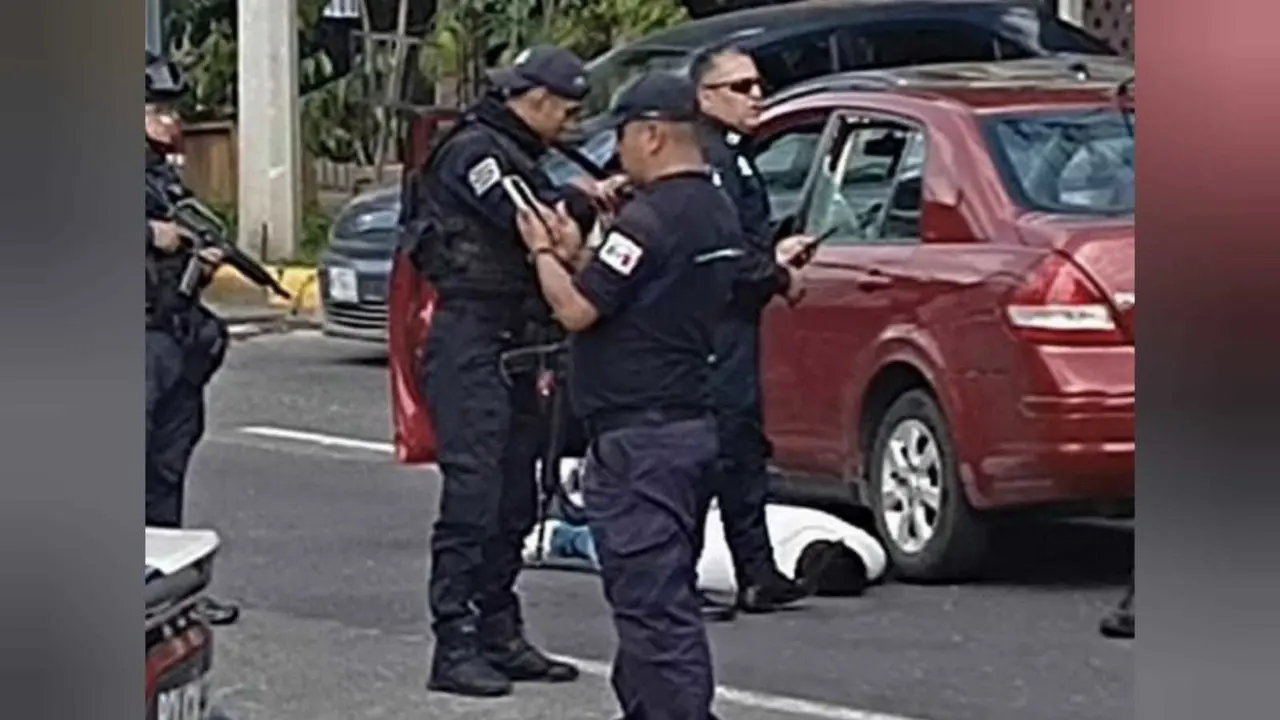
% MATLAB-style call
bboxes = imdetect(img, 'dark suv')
[325,0,1115,343]
[555,0,1116,179]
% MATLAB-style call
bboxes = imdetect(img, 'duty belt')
[583,407,708,439]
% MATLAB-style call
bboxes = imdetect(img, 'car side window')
[754,31,839,93]
[836,21,1006,70]
[801,116,925,246]
[752,124,826,223]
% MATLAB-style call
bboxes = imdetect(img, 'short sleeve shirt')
[569,170,741,421]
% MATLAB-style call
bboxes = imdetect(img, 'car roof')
[633,0,1048,52]
[767,56,1134,114]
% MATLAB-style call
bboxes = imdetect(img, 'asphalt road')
[189,330,1133,720]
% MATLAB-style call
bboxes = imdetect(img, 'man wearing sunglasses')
[401,45,622,698]
[689,46,815,620]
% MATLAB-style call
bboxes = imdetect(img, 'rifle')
[145,161,292,301]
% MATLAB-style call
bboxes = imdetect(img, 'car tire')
[868,389,989,583]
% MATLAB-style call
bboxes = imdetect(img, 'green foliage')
[298,204,335,265]
[164,0,336,122]
[202,199,331,266]
[418,0,687,104]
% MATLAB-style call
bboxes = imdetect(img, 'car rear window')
[983,107,1134,216]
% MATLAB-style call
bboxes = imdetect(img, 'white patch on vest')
[598,232,644,276]
[725,131,742,147]
[711,170,723,187]
[467,157,501,196]
[736,155,754,177]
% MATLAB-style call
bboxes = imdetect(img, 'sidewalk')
[204,263,324,339]
[210,300,320,340]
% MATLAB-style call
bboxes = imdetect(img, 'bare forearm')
[532,252,596,331]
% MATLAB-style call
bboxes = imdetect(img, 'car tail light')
[1005,253,1126,346]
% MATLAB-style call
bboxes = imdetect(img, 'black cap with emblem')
[599,71,700,130]
[487,45,591,102]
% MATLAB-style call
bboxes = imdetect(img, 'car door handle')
[855,274,892,290]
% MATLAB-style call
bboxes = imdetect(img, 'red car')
[751,56,1135,580]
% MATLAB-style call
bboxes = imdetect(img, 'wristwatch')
[528,246,558,264]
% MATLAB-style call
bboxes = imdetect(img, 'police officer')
[403,46,622,697]
[689,44,814,616]
[145,51,239,625]
[513,70,801,720]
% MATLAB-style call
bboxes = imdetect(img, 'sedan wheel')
[879,419,944,555]
[869,389,989,582]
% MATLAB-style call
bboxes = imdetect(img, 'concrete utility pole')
[237,0,301,262]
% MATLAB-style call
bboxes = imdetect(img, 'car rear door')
[762,110,928,476]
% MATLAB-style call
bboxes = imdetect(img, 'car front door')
[769,110,928,477]
[748,113,833,460]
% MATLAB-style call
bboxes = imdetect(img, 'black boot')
[737,569,810,614]
[198,596,240,626]
[427,623,513,698]
[480,610,578,683]
[1099,583,1134,639]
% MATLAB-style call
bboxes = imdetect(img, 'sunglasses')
[703,76,764,95]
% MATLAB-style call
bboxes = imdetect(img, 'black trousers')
[420,301,543,639]
[145,329,206,528]
[697,316,777,586]
[584,415,718,720]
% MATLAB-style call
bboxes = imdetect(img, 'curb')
[206,265,321,314]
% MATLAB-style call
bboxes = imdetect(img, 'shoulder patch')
[736,155,754,177]
[467,157,501,196]
[598,231,644,277]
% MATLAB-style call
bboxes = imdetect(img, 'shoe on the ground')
[480,612,578,683]
[700,592,737,623]
[1099,586,1135,639]
[428,625,513,697]
[198,596,241,626]
[737,571,810,614]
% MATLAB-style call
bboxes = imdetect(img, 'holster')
[179,304,229,387]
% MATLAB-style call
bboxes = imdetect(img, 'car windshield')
[983,108,1134,216]
[582,46,690,117]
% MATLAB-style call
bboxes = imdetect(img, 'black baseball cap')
[146,50,187,103]
[487,45,590,102]
[599,71,700,130]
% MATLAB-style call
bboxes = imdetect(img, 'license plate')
[328,267,359,303]
[361,279,387,302]
[156,677,206,720]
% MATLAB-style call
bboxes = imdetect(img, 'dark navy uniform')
[402,46,592,695]
[571,73,738,720]
[696,119,798,603]
[144,60,227,530]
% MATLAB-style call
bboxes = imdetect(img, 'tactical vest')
[401,117,550,311]
[145,151,196,326]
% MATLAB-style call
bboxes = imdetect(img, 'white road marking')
[238,426,396,455]
[554,654,930,720]
[231,425,931,720]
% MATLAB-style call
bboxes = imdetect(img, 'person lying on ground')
[524,499,888,598]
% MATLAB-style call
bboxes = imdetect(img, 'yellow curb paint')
[207,265,320,316]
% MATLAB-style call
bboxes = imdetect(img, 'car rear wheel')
[869,389,989,582]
